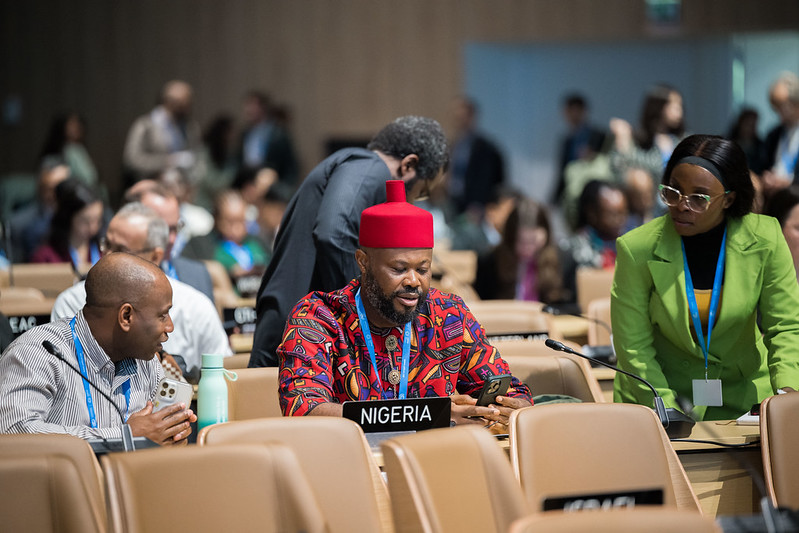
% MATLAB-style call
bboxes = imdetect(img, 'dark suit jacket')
[454,135,505,212]
[250,148,392,367]
[763,124,799,183]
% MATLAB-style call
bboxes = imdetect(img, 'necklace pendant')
[385,334,398,352]
[387,368,401,385]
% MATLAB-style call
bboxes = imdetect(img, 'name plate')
[8,314,50,339]
[222,306,257,335]
[342,397,451,433]
[543,488,663,512]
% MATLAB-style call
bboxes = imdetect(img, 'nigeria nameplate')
[342,397,451,433]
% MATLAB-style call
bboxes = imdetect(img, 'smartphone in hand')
[476,374,512,407]
[153,377,193,412]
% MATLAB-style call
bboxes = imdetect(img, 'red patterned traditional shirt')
[278,279,533,416]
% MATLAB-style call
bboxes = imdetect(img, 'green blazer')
[611,213,799,420]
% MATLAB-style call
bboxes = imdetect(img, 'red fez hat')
[359,180,433,248]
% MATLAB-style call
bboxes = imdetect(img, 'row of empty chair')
[20,395,798,532]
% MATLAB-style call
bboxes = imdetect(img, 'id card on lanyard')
[682,228,726,407]
[355,289,412,400]
[70,316,130,427]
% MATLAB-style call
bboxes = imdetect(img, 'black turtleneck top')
[681,220,726,290]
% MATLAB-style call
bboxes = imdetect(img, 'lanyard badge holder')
[682,228,726,407]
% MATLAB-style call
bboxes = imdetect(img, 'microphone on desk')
[42,340,138,451]
[544,338,695,437]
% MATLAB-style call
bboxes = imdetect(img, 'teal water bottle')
[197,354,236,432]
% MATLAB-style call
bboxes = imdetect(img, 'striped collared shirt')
[0,310,161,440]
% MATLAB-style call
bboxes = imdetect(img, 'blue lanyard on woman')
[681,227,727,380]
[69,242,101,269]
[355,288,412,400]
[70,316,130,427]
[221,240,254,271]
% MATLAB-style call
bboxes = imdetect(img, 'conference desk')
[672,420,762,518]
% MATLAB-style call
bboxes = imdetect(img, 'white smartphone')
[153,377,194,412]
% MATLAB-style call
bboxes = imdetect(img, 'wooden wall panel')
[1,0,797,203]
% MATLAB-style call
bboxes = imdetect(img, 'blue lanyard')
[355,289,412,400]
[221,240,254,271]
[681,227,727,379]
[163,260,178,280]
[70,316,130,426]
[69,242,101,269]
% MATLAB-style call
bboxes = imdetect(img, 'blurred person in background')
[553,93,607,204]
[762,72,799,196]
[727,107,765,175]
[31,177,103,276]
[196,114,237,211]
[212,190,271,297]
[39,112,98,188]
[474,198,565,304]
[123,80,205,185]
[8,157,70,262]
[609,83,686,195]
[447,96,505,217]
[238,91,298,201]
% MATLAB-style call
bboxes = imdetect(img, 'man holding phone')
[0,253,196,445]
[278,181,532,430]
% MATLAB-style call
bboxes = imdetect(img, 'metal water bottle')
[197,354,233,432]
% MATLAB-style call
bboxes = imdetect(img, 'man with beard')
[278,181,532,428]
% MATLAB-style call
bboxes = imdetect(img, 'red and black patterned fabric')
[278,279,533,416]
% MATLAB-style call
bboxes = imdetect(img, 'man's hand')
[127,401,197,445]
[450,393,500,426]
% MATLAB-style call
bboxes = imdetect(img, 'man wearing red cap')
[278,181,533,428]
[251,116,449,367]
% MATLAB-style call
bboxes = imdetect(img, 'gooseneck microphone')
[544,338,695,437]
[42,340,136,451]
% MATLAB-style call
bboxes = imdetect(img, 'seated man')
[51,203,231,378]
[279,180,533,428]
[0,253,196,444]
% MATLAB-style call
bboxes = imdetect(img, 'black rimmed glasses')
[658,184,730,213]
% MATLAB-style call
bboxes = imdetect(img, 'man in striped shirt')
[0,253,196,445]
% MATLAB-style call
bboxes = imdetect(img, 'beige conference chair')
[225,366,282,420]
[503,353,604,403]
[198,416,392,533]
[760,391,799,509]
[576,266,615,314]
[509,403,701,513]
[467,300,557,337]
[102,443,327,533]
[381,424,530,533]
[509,508,721,533]
[0,434,107,533]
[586,296,612,346]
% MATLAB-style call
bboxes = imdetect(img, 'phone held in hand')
[476,374,512,407]
[153,377,193,412]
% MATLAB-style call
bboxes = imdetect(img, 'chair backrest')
[760,392,799,509]
[225,366,282,420]
[432,248,478,284]
[198,416,392,533]
[586,296,612,346]
[101,443,327,533]
[2,262,77,298]
[509,403,701,513]
[491,338,582,358]
[381,424,529,533]
[0,434,107,533]
[467,300,554,337]
[0,285,46,302]
[503,354,604,403]
[576,267,615,314]
[509,508,721,533]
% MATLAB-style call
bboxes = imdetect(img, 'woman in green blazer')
[612,134,799,421]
